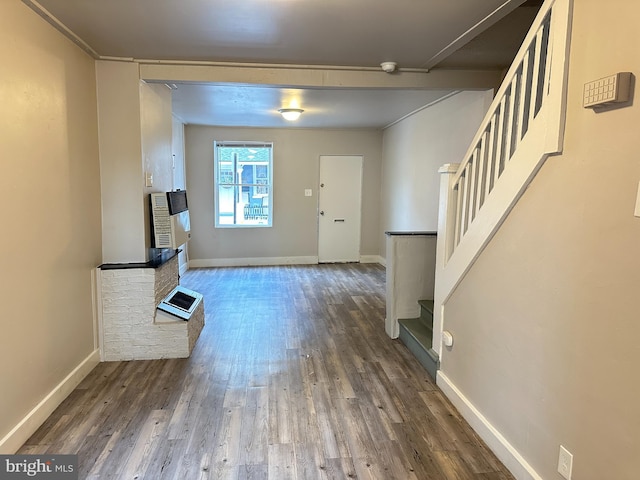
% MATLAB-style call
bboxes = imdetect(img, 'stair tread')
[398,318,439,380]
[399,315,432,330]
[398,318,433,350]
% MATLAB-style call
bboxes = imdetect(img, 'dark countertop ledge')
[99,249,180,270]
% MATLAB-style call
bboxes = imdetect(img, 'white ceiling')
[25,0,540,128]
[169,83,456,129]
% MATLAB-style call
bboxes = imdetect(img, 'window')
[214,141,273,227]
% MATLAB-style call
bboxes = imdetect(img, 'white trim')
[189,256,318,268]
[189,255,384,268]
[94,267,105,361]
[22,0,100,58]
[422,0,525,69]
[179,261,189,276]
[91,267,100,352]
[0,349,100,454]
[436,371,543,480]
[360,255,384,265]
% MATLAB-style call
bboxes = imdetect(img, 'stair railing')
[433,0,573,357]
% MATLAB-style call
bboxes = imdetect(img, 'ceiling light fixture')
[278,108,304,121]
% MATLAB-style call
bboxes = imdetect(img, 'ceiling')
[26,0,541,129]
[169,84,457,129]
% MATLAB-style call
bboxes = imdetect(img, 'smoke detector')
[380,62,397,73]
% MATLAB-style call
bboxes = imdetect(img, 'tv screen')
[167,190,188,215]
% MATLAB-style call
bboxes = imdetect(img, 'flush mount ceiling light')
[278,108,304,121]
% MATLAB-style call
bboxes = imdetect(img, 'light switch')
[145,172,153,187]
[634,181,640,218]
[305,189,312,197]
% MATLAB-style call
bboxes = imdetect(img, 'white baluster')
[468,150,478,221]
[493,98,506,186]
[475,133,488,214]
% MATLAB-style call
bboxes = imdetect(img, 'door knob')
[320,211,325,216]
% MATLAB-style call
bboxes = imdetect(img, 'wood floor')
[19,263,514,479]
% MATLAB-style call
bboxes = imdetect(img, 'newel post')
[432,163,460,358]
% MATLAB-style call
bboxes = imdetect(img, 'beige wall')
[0,1,101,448]
[141,82,174,250]
[97,66,175,262]
[441,1,640,479]
[96,61,146,263]
[380,90,493,255]
[185,126,382,263]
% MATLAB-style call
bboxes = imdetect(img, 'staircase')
[432,0,572,359]
[398,300,439,379]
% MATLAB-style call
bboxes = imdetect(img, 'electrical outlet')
[558,445,573,480]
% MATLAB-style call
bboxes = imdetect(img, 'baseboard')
[189,256,319,268]
[436,371,543,480]
[360,255,385,265]
[189,255,385,268]
[179,262,189,276]
[0,349,100,454]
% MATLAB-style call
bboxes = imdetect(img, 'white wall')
[185,126,382,264]
[380,91,493,253]
[440,1,640,479]
[0,1,101,451]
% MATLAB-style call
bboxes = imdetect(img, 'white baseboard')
[436,371,543,480]
[190,255,385,268]
[179,261,189,276]
[360,255,385,265]
[0,349,101,454]
[189,256,319,268]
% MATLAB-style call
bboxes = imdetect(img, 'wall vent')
[156,286,203,323]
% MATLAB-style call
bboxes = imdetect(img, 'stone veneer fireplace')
[98,250,204,361]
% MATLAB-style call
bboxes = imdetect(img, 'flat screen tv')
[167,190,188,215]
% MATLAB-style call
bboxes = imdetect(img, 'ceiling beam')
[138,62,503,91]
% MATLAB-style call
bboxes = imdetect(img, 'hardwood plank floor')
[19,263,514,479]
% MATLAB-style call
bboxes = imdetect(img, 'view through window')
[214,142,273,227]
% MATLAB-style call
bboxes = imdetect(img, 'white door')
[318,155,363,263]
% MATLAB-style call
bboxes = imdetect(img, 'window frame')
[213,141,274,228]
